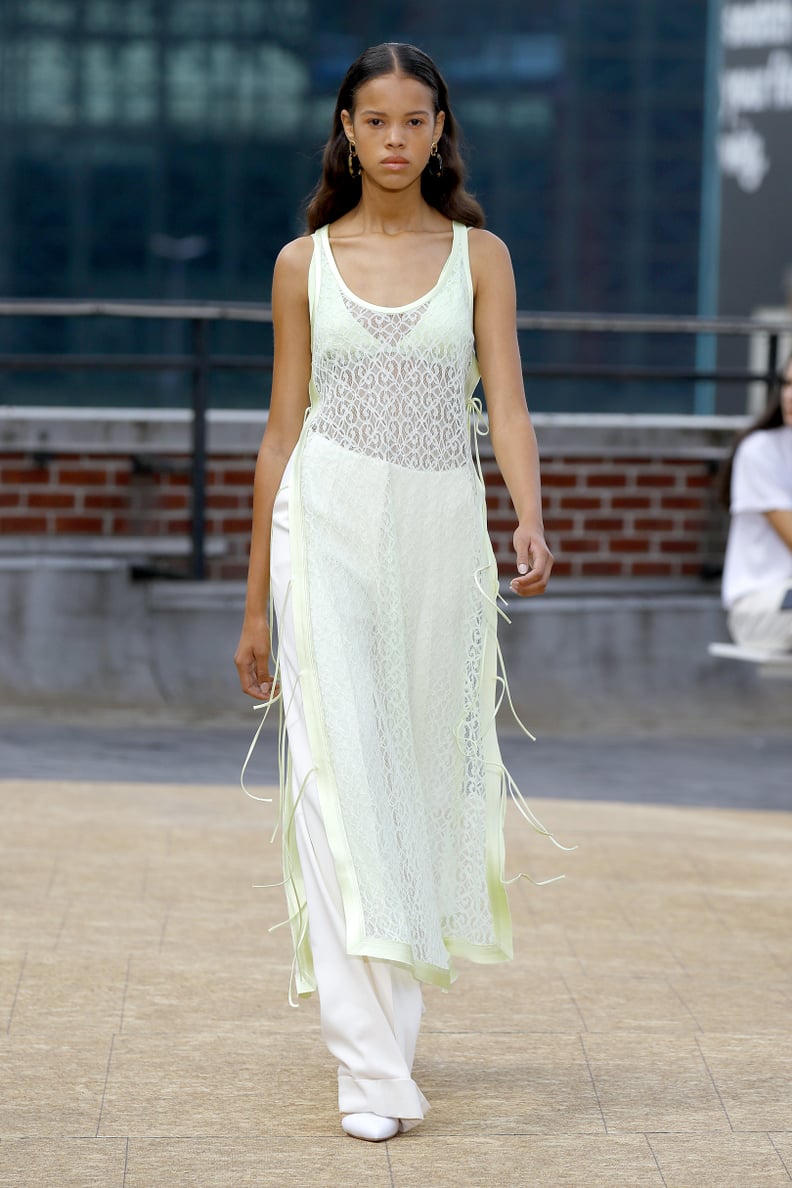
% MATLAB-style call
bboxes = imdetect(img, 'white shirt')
[722,426,792,607]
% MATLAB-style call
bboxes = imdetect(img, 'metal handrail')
[2,299,790,580]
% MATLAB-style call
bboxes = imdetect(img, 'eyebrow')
[359,109,433,117]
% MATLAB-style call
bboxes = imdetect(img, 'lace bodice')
[305,222,480,472]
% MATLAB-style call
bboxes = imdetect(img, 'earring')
[347,139,361,178]
[427,141,443,178]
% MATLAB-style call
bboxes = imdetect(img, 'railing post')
[190,317,209,580]
[766,331,779,409]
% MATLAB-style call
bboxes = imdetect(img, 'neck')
[349,177,436,234]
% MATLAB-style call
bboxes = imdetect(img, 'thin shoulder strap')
[307,228,324,324]
[454,222,475,306]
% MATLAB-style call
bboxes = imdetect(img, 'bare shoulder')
[275,235,313,276]
[468,228,513,270]
[272,235,313,302]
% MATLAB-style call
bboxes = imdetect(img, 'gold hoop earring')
[348,140,361,179]
[427,141,443,178]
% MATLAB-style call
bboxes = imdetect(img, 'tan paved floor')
[1,779,791,1187]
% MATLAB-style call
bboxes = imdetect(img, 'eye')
[368,118,383,126]
[408,118,424,126]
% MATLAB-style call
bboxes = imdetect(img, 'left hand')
[509,525,553,597]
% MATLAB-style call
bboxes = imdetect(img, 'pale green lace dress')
[261,221,562,998]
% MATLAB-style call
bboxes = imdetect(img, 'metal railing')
[1,299,790,579]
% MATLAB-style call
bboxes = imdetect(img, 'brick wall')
[0,411,737,582]
[484,454,724,579]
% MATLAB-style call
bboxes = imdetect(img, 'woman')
[721,352,792,651]
[234,43,564,1142]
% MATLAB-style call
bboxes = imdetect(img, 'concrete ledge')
[0,406,748,458]
[0,559,787,731]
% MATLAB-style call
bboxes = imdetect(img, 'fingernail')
[518,564,528,575]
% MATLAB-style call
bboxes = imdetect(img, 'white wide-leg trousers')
[728,580,792,652]
[270,457,429,1129]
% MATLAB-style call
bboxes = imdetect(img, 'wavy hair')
[718,352,791,509]
[305,43,484,232]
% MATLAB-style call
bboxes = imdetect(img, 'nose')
[385,124,405,148]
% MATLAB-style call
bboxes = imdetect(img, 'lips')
[382,157,409,165]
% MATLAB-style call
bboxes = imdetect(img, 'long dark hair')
[719,352,791,509]
[305,43,485,232]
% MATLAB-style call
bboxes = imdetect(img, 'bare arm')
[233,237,312,698]
[766,508,792,551]
[470,229,552,597]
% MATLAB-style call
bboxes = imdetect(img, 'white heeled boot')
[341,1113,400,1142]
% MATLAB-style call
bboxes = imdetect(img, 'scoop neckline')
[321,223,460,313]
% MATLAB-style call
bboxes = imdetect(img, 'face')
[782,360,792,426]
[341,73,445,188]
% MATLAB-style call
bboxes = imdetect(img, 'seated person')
[720,353,792,652]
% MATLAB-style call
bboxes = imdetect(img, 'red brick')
[84,494,127,510]
[1,467,50,484]
[686,474,714,489]
[580,560,623,576]
[635,473,676,488]
[633,517,674,532]
[584,517,624,532]
[659,539,698,554]
[0,515,47,531]
[27,492,76,509]
[487,516,517,533]
[632,561,674,577]
[609,537,650,553]
[551,560,573,577]
[167,472,192,486]
[218,468,256,486]
[560,538,600,553]
[682,518,709,533]
[560,496,601,510]
[0,492,20,507]
[543,517,575,533]
[586,474,627,488]
[113,517,130,532]
[661,496,702,510]
[207,493,240,510]
[57,468,107,486]
[156,493,190,511]
[54,516,104,533]
[163,518,191,534]
[542,473,577,488]
[681,561,702,576]
[612,496,651,509]
[221,518,252,533]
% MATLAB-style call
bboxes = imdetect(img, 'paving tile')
[667,932,789,981]
[388,1134,664,1187]
[0,1138,127,1188]
[7,953,128,1035]
[0,953,26,1031]
[118,954,295,1033]
[124,1137,391,1187]
[699,1035,792,1131]
[0,894,71,956]
[673,980,792,1034]
[563,975,699,1033]
[768,1136,792,1178]
[423,967,582,1035]
[412,1032,604,1135]
[648,1132,792,1188]
[98,1029,338,1137]
[0,1032,112,1137]
[565,930,686,978]
[52,898,168,958]
[582,1033,731,1133]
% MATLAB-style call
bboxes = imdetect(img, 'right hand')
[234,620,279,701]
